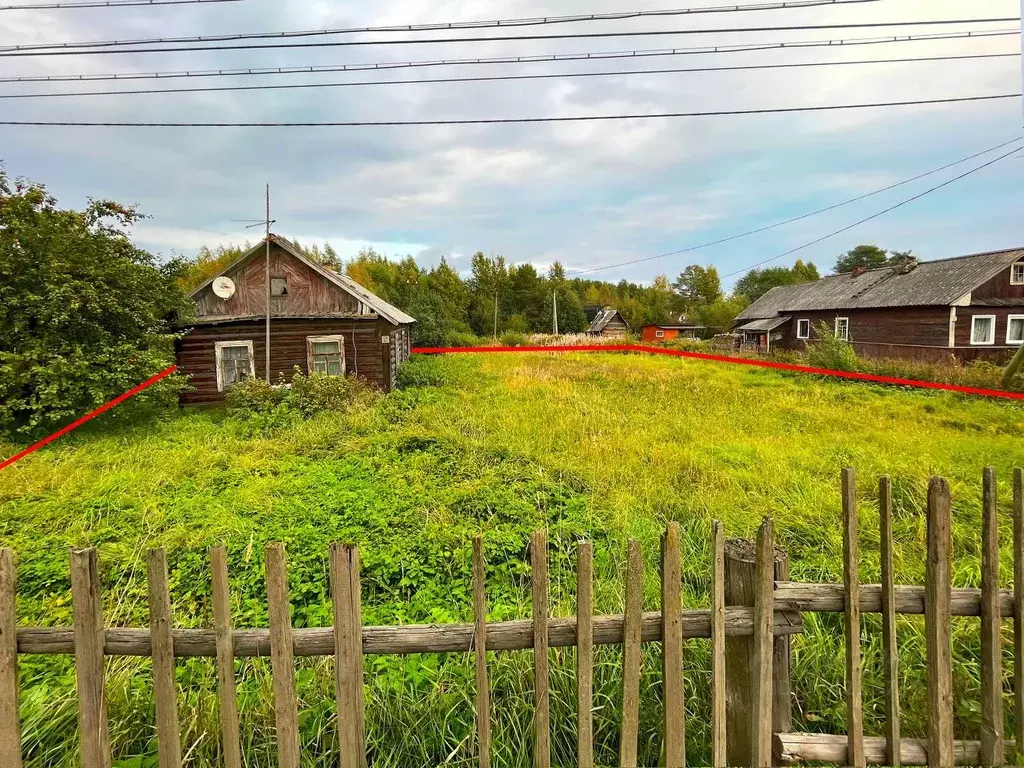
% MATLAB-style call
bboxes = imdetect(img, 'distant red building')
[641,324,705,342]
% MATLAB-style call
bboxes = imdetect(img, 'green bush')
[499,331,530,347]
[806,322,858,372]
[226,368,374,419]
[445,331,484,348]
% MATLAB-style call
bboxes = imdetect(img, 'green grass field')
[1,351,1023,767]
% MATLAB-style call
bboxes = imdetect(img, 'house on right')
[733,247,1024,362]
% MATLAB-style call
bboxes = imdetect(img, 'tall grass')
[1,352,1022,766]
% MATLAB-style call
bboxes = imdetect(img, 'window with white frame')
[1012,263,1024,285]
[656,330,665,338]
[215,341,255,392]
[796,319,810,340]
[835,317,850,341]
[1007,315,1024,345]
[971,315,996,345]
[307,335,345,376]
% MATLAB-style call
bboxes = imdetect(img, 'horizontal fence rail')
[0,467,1021,767]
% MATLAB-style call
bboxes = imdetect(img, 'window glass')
[835,318,849,341]
[971,316,995,344]
[219,344,252,388]
[1013,264,1024,284]
[1008,317,1024,344]
[797,320,810,339]
[310,338,344,376]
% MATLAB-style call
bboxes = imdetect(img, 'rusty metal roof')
[735,248,1024,321]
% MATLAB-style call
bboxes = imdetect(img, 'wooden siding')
[193,243,363,319]
[176,318,389,405]
[972,259,1024,301]
[954,308,1024,352]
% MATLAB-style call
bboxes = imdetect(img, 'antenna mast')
[265,184,271,383]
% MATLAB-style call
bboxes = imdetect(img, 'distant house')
[175,234,416,405]
[732,247,1024,362]
[642,323,705,342]
[584,306,630,337]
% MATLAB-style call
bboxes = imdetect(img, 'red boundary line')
[0,364,178,472]
[412,344,1024,402]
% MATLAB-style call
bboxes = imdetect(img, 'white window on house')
[656,330,665,338]
[835,317,850,341]
[271,277,288,296]
[1012,263,1024,285]
[1007,315,1024,345]
[307,335,345,376]
[215,341,255,392]
[971,315,996,345]
[796,319,810,340]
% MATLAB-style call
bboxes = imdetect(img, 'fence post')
[724,536,792,768]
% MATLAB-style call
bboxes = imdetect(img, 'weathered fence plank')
[147,548,181,768]
[926,477,954,768]
[661,523,685,768]
[0,549,20,768]
[842,468,865,768]
[1016,467,1024,764]
[711,522,726,768]
[210,546,242,768]
[774,732,1019,766]
[753,518,775,768]
[774,582,1011,616]
[620,540,643,768]
[331,543,367,768]
[70,548,111,768]
[981,467,1005,767]
[472,537,490,768]
[577,540,594,768]
[879,477,901,768]
[266,543,300,768]
[531,531,550,768]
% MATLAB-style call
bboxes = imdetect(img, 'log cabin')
[732,247,1024,362]
[175,234,416,405]
[584,306,630,338]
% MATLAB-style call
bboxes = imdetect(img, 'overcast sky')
[1,0,1022,287]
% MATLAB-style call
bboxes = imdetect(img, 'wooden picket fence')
[0,467,1022,767]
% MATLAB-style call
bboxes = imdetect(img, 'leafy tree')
[734,260,820,302]
[834,245,889,274]
[177,243,248,292]
[0,169,189,436]
[673,265,723,307]
[694,295,751,334]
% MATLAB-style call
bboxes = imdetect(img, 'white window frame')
[970,315,997,346]
[1007,314,1024,345]
[307,335,346,376]
[214,340,255,392]
[796,319,810,340]
[655,330,665,338]
[1012,263,1024,285]
[834,317,850,341]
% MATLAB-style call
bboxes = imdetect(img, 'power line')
[568,136,1024,277]
[0,0,241,8]
[718,144,1024,280]
[4,52,1017,99]
[0,0,879,46]
[3,28,1014,85]
[0,93,1018,126]
[3,17,1017,57]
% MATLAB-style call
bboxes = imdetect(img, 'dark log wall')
[954,307,1024,349]
[176,318,390,405]
[783,308,952,349]
[193,243,362,318]
[598,316,630,337]
[972,259,1024,300]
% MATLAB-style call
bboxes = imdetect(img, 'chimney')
[851,266,868,278]
[896,255,920,275]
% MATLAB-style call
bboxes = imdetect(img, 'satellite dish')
[212,276,236,300]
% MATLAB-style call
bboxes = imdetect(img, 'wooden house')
[641,323,705,342]
[584,306,630,337]
[733,248,1024,362]
[175,234,415,405]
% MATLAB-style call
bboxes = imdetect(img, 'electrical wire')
[1,93,1017,126]
[0,0,241,8]
[5,28,1014,83]
[2,17,1017,57]
[569,136,1024,277]
[0,0,880,45]
[4,52,1018,99]
[718,143,1024,279]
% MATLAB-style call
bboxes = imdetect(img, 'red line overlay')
[412,344,1024,402]
[0,364,178,472]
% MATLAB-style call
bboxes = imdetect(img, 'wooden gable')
[193,241,365,319]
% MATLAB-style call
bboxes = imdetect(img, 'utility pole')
[493,290,499,339]
[265,184,271,383]
[553,290,559,336]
